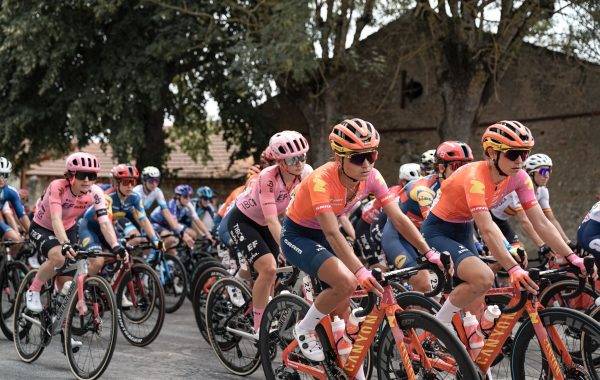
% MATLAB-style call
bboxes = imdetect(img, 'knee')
[470,268,494,293]
[257,263,277,282]
[48,248,65,266]
[410,270,431,292]
[332,272,357,298]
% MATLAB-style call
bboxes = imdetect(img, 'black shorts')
[353,219,379,265]
[227,206,279,268]
[491,214,519,244]
[29,221,79,258]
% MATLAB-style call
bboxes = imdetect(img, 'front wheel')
[377,309,480,380]
[64,275,117,380]
[511,307,600,379]
[0,260,28,340]
[192,266,230,343]
[160,253,187,313]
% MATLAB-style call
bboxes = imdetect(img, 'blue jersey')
[82,189,146,228]
[0,185,26,218]
[150,199,198,227]
[398,174,441,229]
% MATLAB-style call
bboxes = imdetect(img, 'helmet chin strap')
[493,152,508,177]
[340,158,360,183]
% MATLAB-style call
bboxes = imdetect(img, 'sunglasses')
[283,153,307,166]
[0,173,9,179]
[180,194,190,199]
[503,150,530,161]
[446,161,469,171]
[145,178,160,185]
[118,179,137,187]
[347,151,379,166]
[538,167,552,177]
[201,196,213,201]
[74,171,98,181]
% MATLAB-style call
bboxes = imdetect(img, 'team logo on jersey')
[313,177,327,193]
[524,176,534,190]
[81,237,91,248]
[375,171,386,185]
[394,255,407,268]
[469,179,485,195]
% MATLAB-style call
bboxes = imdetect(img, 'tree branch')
[332,0,352,69]
[351,0,375,47]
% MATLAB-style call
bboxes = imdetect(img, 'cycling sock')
[298,304,326,331]
[253,307,264,332]
[29,275,45,292]
[435,299,460,324]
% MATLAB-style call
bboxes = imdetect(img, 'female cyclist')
[227,131,312,335]
[282,118,444,363]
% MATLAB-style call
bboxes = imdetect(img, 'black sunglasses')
[74,171,98,181]
[503,150,530,161]
[348,151,379,166]
[0,173,9,179]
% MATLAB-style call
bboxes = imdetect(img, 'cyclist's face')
[118,180,135,196]
[497,151,525,176]
[72,176,94,194]
[341,153,376,182]
[144,179,158,191]
[533,167,551,186]
[179,194,190,205]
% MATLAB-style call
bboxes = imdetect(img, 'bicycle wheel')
[511,307,600,379]
[160,253,188,313]
[115,263,165,347]
[582,305,600,380]
[64,275,117,380]
[540,279,597,310]
[206,276,260,376]
[13,269,48,362]
[377,309,480,380]
[192,266,230,343]
[187,258,223,301]
[0,260,28,340]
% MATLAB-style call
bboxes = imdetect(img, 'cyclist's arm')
[544,209,570,243]
[98,219,120,249]
[3,207,20,232]
[473,211,520,270]
[137,216,159,241]
[338,214,355,240]
[525,204,573,257]
[515,209,545,247]
[317,211,363,273]
[19,213,31,231]
[162,207,182,234]
[383,201,430,254]
[265,214,282,249]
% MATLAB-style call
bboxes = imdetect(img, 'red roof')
[26,134,253,179]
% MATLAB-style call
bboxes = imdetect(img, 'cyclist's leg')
[79,221,108,275]
[381,219,427,291]
[1,222,24,253]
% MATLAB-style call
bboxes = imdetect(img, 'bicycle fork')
[526,302,567,380]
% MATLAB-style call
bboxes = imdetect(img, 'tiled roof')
[26,134,253,179]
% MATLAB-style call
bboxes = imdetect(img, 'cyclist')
[228,131,311,336]
[150,184,214,244]
[194,186,217,232]
[0,157,30,244]
[81,163,162,276]
[577,201,600,270]
[524,153,574,249]
[26,153,126,313]
[282,118,444,362]
[132,166,194,248]
[421,121,590,328]
[398,162,421,188]
[382,141,473,291]
[420,149,436,176]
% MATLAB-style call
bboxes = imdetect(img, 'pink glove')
[566,253,586,273]
[355,266,377,292]
[425,248,444,271]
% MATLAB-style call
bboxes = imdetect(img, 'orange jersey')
[218,185,245,218]
[286,161,395,229]
[431,161,537,223]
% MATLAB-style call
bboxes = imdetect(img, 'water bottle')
[346,307,365,338]
[332,316,352,363]
[595,296,600,307]
[61,280,73,297]
[462,312,484,358]
[302,275,314,304]
[479,305,501,334]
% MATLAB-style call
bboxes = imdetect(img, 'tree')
[0,1,266,171]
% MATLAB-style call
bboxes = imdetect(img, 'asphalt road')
[0,301,264,380]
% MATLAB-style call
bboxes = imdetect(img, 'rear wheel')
[0,260,28,340]
[582,305,600,380]
[192,266,230,343]
[13,269,48,363]
[159,253,187,313]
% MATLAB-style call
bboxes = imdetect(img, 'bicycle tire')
[192,266,230,343]
[539,279,596,310]
[582,305,600,380]
[116,263,165,347]
[511,307,600,379]
[187,258,223,301]
[13,269,47,363]
[64,275,117,380]
[0,260,28,340]
[161,253,188,313]
[206,276,260,376]
[377,309,480,380]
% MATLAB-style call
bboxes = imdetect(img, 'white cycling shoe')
[26,290,43,313]
[293,322,325,362]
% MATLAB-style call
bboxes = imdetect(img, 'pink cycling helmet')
[66,152,100,173]
[269,131,309,160]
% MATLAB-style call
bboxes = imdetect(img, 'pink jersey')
[34,179,109,231]
[235,165,312,226]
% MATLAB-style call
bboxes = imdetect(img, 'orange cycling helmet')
[482,120,534,151]
[435,141,474,163]
[111,163,139,179]
[329,118,380,155]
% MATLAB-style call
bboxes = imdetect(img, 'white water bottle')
[332,316,352,363]
[463,312,484,358]
[480,305,501,333]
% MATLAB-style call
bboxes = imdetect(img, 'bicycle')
[13,248,117,380]
[258,254,480,380]
[0,239,29,340]
[441,256,600,379]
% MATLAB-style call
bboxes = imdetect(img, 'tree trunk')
[137,108,168,171]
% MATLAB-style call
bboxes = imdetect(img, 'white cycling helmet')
[0,157,13,174]
[420,149,436,174]
[524,153,553,172]
[399,163,421,182]
[141,166,161,180]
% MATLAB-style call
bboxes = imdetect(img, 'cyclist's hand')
[565,253,596,279]
[277,248,286,265]
[425,248,453,275]
[61,242,76,260]
[567,241,578,251]
[205,232,215,245]
[537,244,551,257]
[112,245,129,262]
[509,246,528,267]
[355,266,383,297]
[183,233,195,249]
[152,238,165,252]
[508,265,538,294]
